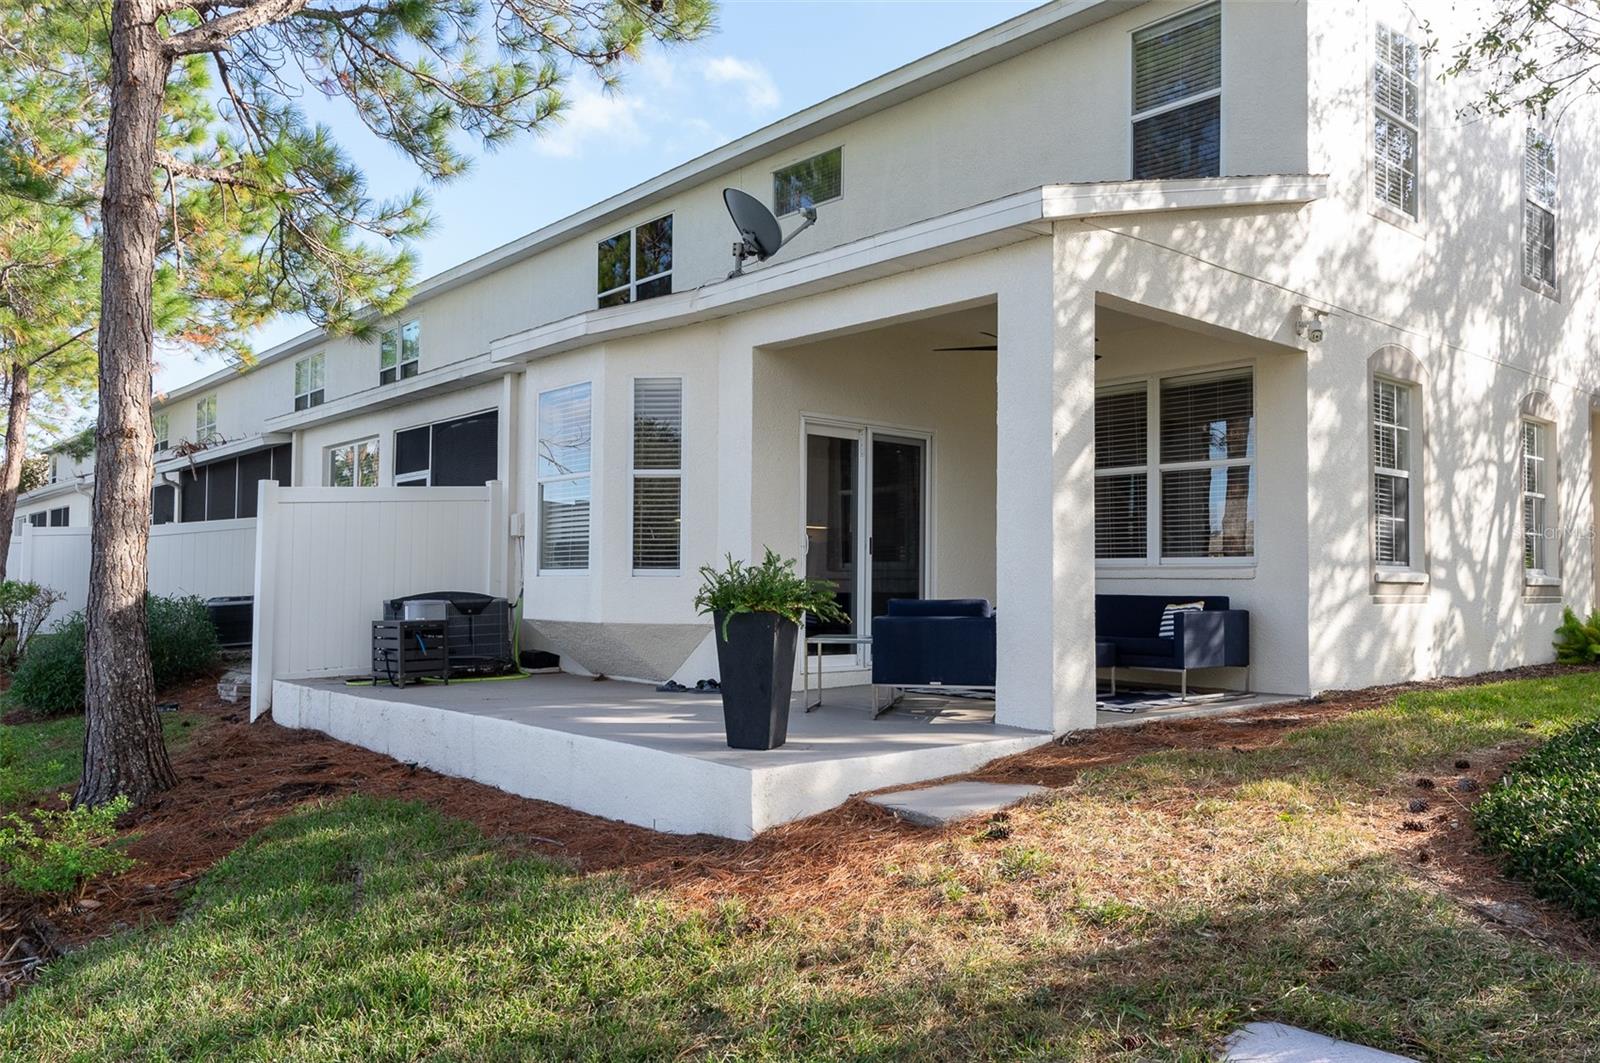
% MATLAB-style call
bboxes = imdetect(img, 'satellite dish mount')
[723,187,818,278]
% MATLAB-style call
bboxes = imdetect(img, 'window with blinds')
[538,382,592,571]
[1523,129,1557,290]
[1159,371,1254,559]
[294,352,325,411]
[1094,369,1255,563]
[1372,377,1413,567]
[195,394,217,444]
[1094,384,1149,559]
[1522,420,1551,574]
[1131,4,1221,180]
[632,378,682,572]
[1373,24,1421,218]
[773,147,842,217]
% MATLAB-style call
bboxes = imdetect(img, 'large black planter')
[712,611,799,750]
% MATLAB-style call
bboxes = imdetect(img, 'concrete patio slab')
[865,780,1047,826]
[1220,1022,1418,1062]
[272,674,1051,840]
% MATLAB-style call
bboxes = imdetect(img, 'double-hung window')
[1373,23,1422,219]
[1523,128,1557,292]
[153,412,169,453]
[1372,377,1415,567]
[597,215,672,308]
[327,438,379,488]
[537,383,592,571]
[1522,420,1552,576]
[195,395,217,444]
[294,352,326,410]
[1094,368,1255,561]
[631,378,683,572]
[48,506,68,527]
[1131,4,1221,180]
[773,148,842,217]
[379,321,419,385]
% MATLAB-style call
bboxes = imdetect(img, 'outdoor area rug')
[1097,687,1253,713]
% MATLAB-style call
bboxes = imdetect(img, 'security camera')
[1295,305,1329,344]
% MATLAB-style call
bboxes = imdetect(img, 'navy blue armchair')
[1096,594,1249,698]
[872,599,996,711]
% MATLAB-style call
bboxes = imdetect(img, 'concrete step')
[865,780,1046,827]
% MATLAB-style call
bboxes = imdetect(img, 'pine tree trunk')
[77,0,175,808]
[0,362,31,582]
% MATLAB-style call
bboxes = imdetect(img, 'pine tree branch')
[162,0,311,56]
[23,325,95,369]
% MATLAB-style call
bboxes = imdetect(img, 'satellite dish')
[723,187,819,278]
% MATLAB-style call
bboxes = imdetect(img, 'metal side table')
[801,634,874,712]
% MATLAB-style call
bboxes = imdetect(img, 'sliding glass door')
[803,421,927,663]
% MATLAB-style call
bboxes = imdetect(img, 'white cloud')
[701,56,781,115]
[534,80,648,159]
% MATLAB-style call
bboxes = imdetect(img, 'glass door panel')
[869,435,924,620]
[805,431,858,651]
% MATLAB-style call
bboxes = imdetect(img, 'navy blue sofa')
[1096,594,1249,696]
[871,599,996,706]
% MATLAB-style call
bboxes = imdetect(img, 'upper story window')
[1523,128,1557,294]
[379,321,419,385]
[632,377,683,572]
[46,455,60,484]
[1372,377,1417,568]
[327,438,379,488]
[294,352,326,411]
[597,215,672,308]
[773,147,842,217]
[1094,367,1255,562]
[1131,4,1221,180]
[153,411,169,453]
[1373,23,1421,219]
[196,394,217,444]
[537,382,592,572]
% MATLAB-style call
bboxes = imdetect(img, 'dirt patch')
[3,661,1596,996]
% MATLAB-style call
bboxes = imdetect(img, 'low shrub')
[1476,717,1600,920]
[1553,607,1600,665]
[6,594,221,715]
[0,795,132,897]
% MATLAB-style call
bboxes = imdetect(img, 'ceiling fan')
[932,330,1101,358]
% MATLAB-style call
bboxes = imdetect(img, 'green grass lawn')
[2,673,1599,1060]
[0,711,199,808]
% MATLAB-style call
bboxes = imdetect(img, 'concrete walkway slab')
[865,781,1046,826]
[1221,1022,1418,1062]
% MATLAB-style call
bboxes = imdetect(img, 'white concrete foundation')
[271,675,1050,840]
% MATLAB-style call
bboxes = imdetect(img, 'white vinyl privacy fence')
[249,481,509,720]
[5,519,257,629]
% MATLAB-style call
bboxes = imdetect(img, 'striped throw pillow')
[1158,601,1206,639]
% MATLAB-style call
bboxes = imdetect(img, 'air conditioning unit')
[383,591,513,675]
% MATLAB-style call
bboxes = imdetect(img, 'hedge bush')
[5,595,221,716]
[0,795,132,897]
[1476,717,1600,920]
[1552,607,1600,664]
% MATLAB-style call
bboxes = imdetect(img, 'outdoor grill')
[382,591,514,675]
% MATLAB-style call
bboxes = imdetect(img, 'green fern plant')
[694,548,847,641]
[1553,607,1600,665]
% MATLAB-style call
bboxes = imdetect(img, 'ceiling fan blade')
[932,344,999,352]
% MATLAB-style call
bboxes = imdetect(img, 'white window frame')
[1371,375,1422,573]
[195,394,217,444]
[1094,364,1256,568]
[1522,126,1558,298]
[325,437,379,488]
[294,352,326,410]
[630,376,683,575]
[597,215,672,307]
[536,381,593,575]
[1521,418,1555,580]
[772,147,843,218]
[1371,21,1423,224]
[379,321,419,385]
[1129,2,1223,180]
[153,411,169,452]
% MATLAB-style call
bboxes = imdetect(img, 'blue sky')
[152,0,1038,394]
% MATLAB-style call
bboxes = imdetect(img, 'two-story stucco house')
[19,0,1600,748]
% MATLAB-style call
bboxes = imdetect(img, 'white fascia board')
[262,352,506,432]
[152,1,1133,408]
[491,175,1328,363]
[15,479,86,505]
[153,433,292,476]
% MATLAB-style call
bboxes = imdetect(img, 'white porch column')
[994,240,1097,734]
